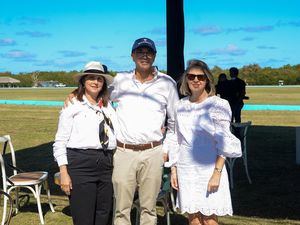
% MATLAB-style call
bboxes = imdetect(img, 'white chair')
[0,187,13,225]
[0,135,55,225]
[226,121,252,189]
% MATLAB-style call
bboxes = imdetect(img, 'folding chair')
[226,121,252,189]
[156,167,177,225]
[0,135,55,225]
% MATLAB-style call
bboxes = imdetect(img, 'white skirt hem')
[176,206,233,216]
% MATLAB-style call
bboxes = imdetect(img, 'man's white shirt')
[110,68,179,153]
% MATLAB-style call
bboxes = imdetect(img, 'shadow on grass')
[14,202,53,215]
[62,205,71,216]
[230,125,300,220]
[2,141,62,196]
[3,125,300,222]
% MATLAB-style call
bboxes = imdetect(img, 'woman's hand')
[59,165,72,195]
[207,170,221,193]
[170,166,179,190]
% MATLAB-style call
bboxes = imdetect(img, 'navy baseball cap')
[131,37,157,53]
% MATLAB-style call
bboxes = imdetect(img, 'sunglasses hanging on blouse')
[98,111,114,151]
[87,104,114,151]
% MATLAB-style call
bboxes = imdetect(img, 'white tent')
[0,77,20,87]
[0,77,20,84]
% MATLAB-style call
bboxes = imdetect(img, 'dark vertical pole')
[167,0,185,81]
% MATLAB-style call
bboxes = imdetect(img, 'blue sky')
[0,0,299,73]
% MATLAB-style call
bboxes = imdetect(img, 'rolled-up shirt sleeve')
[53,106,75,167]
[164,123,180,167]
[164,100,180,167]
[212,100,242,158]
[162,83,179,154]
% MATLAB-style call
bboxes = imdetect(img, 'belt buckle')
[138,144,144,151]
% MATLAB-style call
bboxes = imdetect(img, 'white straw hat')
[74,61,114,85]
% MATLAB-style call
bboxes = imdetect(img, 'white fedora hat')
[74,61,114,85]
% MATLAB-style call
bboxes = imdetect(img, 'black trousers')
[67,148,113,225]
[230,101,244,123]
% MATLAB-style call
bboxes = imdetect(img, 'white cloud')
[0,38,16,46]
[1,50,36,61]
[207,44,247,56]
[191,26,223,36]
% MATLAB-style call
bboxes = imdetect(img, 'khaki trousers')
[112,145,164,225]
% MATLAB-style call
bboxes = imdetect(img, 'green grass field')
[0,86,300,225]
[246,86,300,105]
[0,86,300,104]
[0,88,73,101]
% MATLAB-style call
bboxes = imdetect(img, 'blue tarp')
[0,99,63,106]
[0,99,300,111]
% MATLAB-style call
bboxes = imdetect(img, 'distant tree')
[240,64,261,76]
[31,71,40,87]
[211,66,224,83]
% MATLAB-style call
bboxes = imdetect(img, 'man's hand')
[63,89,78,108]
[163,153,168,162]
[170,166,179,190]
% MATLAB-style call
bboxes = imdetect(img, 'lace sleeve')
[212,99,242,158]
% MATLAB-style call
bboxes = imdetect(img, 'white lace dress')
[169,96,242,216]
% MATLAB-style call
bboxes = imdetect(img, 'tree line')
[210,64,300,85]
[0,64,299,87]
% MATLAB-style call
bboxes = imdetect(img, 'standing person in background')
[215,73,230,102]
[228,67,246,123]
[169,59,241,225]
[53,61,116,225]
[111,37,179,225]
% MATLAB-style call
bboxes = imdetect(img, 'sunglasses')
[186,73,207,81]
[135,50,154,58]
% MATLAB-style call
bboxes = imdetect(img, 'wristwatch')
[214,167,222,173]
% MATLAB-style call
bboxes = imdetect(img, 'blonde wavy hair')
[179,59,215,96]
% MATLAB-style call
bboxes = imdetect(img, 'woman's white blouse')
[168,95,242,167]
[53,96,117,166]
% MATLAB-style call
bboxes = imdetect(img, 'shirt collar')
[82,95,100,109]
[132,66,159,83]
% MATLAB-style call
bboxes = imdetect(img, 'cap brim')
[73,72,114,85]
[132,43,156,53]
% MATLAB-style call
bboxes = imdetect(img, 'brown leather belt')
[117,140,162,151]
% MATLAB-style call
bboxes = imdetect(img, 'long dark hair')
[76,75,109,106]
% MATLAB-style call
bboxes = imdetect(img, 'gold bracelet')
[214,167,222,173]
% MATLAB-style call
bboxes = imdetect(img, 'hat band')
[84,69,104,74]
